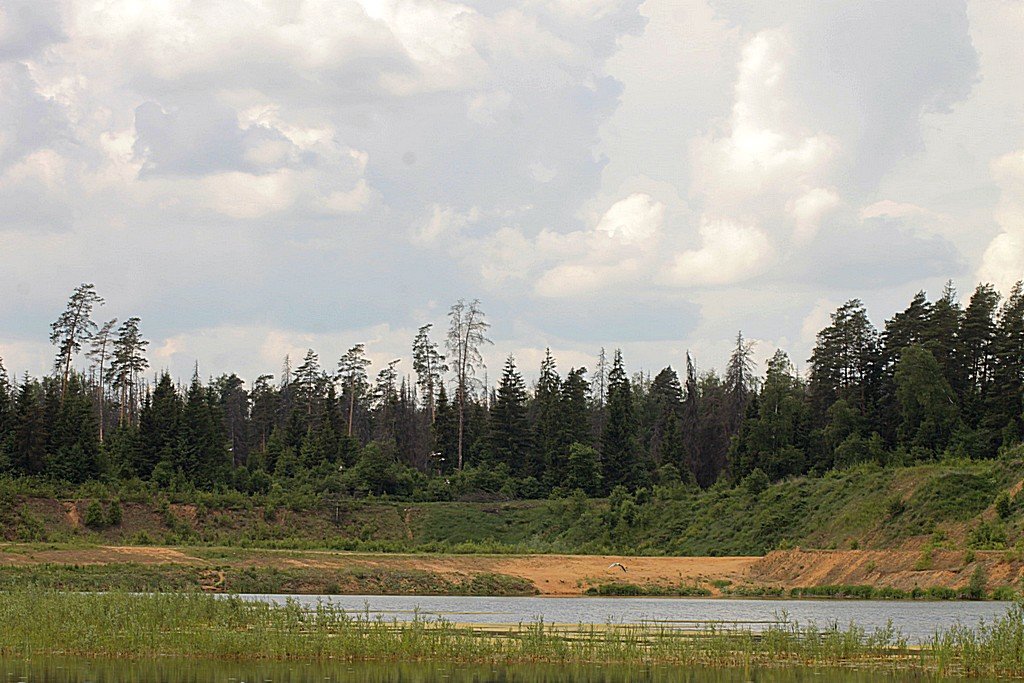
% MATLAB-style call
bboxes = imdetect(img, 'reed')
[1,589,1023,677]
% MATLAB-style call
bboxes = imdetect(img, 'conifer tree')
[50,283,104,400]
[12,376,47,475]
[412,324,447,422]
[86,318,117,442]
[446,298,491,469]
[601,350,638,491]
[531,348,561,480]
[487,355,531,473]
[107,317,149,426]
[337,344,371,438]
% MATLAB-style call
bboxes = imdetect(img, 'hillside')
[3,454,1024,557]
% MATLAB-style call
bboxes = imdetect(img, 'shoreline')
[0,543,1017,600]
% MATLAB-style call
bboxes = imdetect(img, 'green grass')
[4,456,1024,556]
[2,589,1024,678]
[0,564,537,596]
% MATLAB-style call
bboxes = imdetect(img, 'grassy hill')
[3,450,1024,556]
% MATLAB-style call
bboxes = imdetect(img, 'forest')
[0,280,1022,501]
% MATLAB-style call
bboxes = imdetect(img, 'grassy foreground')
[1,590,1024,679]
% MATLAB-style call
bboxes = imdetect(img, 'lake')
[236,593,1012,642]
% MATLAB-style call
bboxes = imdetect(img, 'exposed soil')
[0,544,1020,595]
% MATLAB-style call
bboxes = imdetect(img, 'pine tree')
[294,349,326,419]
[371,359,401,441]
[987,282,1024,446]
[809,300,880,418]
[895,345,959,455]
[925,281,962,384]
[107,317,148,426]
[86,318,117,442]
[49,283,104,400]
[336,344,371,438]
[412,324,447,422]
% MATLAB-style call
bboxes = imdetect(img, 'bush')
[995,491,1013,520]
[742,468,770,497]
[966,565,987,600]
[105,499,123,527]
[968,520,1008,550]
[83,500,106,530]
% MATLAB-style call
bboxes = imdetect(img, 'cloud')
[0,2,63,60]
[666,217,772,287]
[0,63,67,169]
[978,150,1024,293]
[0,0,1016,387]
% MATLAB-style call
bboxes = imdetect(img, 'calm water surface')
[237,594,1012,642]
[0,657,992,683]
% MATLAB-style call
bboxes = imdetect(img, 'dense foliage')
[1,281,1023,499]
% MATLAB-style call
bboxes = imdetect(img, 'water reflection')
[0,657,985,683]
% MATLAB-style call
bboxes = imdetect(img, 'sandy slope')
[0,544,1018,595]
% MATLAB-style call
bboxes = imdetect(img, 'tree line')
[0,281,1022,498]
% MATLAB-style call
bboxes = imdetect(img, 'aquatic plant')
[1,589,1023,677]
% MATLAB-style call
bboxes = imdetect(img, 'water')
[0,657,991,682]
[236,594,1012,642]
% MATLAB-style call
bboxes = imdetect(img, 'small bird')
[608,562,627,573]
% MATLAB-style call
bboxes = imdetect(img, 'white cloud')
[789,187,840,243]
[666,217,772,287]
[0,0,1015,384]
[978,150,1024,293]
[594,192,664,243]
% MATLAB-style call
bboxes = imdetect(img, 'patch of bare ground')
[749,548,1024,592]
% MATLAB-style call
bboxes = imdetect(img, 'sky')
[1,0,1023,387]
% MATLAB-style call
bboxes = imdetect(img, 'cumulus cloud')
[0,0,1016,384]
[978,150,1024,293]
[666,217,772,287]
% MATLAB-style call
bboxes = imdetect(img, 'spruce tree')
[601,350,638,491]
[532,349,561,481]
[139,372,182,478]
[12,376,47,475]
[487,355,532,474]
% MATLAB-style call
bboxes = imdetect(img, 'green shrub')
[968,520,1008,550]
[106,499,123,527]
[995,491,1013,520]
[966,565,987,600]
[84,500,106,529]
[914,548,933,571]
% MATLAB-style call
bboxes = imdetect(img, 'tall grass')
[2,589,1024,676]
